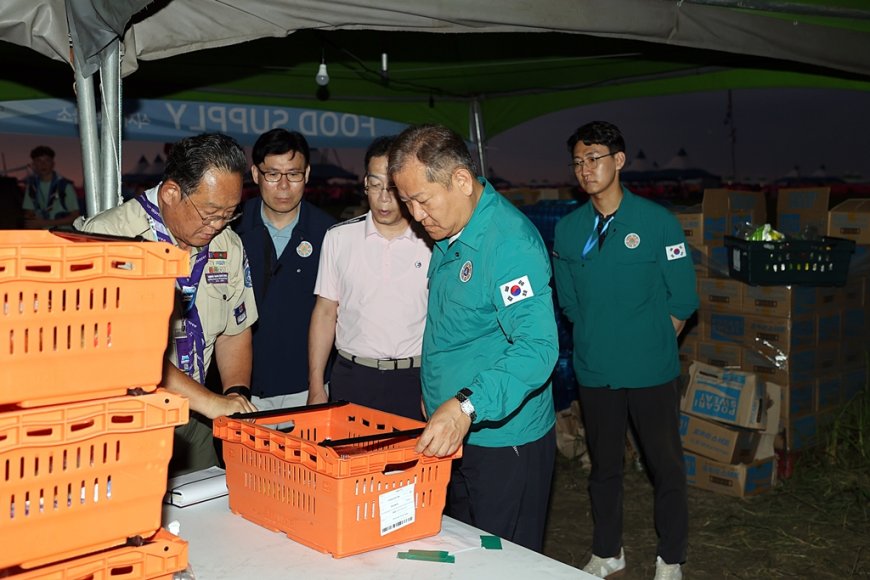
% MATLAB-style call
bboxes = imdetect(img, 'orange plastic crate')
[0,230,188,407]
[213,402,461,558]
[0,528,188,580]
[0,391,189,569]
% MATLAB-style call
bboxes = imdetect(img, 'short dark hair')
[252,129,310,167]
[364,136,395,173]
[566,121,625,155]
[164,133,247,196]
[388,124,476,188]
[30,145,55,159]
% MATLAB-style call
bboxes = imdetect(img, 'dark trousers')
[329,355,424,421]
[447,426,556,552]
[578,378,688,565]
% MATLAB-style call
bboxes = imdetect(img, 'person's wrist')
[224,385,252,400]
[454,388,477,422]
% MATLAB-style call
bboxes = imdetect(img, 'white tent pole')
[470,97,487,179]
[73,56,101,219]
[99,39,122,211]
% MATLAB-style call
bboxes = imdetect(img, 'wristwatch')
[454,388,477,422]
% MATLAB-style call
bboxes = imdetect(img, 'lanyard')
[581,213,614,259]
[136,195,210,382]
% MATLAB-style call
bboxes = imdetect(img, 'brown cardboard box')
[740,285,837,318]
[701,311,817,355]
[828,198,870,244]
[675,206,704,246]
[699,189,767,245]
[690,243,730,278]
[780,379,815,421]
[683,362,767,429]
[684,451,776,497]
[697,276,745,313]
[680,413,761,464]
[696,340,742,368]
[741,344,834,386]
[777,187,830,236]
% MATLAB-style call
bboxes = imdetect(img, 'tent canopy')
[1,0,870,141]
[1,0,869,212]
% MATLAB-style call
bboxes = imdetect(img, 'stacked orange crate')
[0,231,190,578]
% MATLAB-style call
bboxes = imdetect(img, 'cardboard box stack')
[687,187,869,462]
[0,231,190,578]
[680,362,780,497]
[674,188,767,280]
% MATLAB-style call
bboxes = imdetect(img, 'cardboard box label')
[684,451,776,497]
[828,198,870,244]
[683,362,766,429]
[680,413,760,464]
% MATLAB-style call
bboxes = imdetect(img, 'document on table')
[164,466,228,507]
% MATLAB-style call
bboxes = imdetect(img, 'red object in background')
[775,448,799,480]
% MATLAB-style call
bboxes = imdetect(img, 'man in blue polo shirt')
[553,121,698,580]
[389,124,559,552]
[235,129,336,410]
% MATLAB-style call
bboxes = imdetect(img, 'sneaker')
[582,548,626,578]
[654,556,683,580]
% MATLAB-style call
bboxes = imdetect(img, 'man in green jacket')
[389,124,559,552]
[553,121,698,580]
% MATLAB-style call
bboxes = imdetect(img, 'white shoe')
[582,548,626,578]
[654,556,683,580]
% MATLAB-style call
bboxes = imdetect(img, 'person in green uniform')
[552,121,698,580]
[389,124,559,552]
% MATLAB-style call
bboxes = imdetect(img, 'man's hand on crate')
[415,397,470,457]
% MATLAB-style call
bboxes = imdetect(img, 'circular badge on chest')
[624,233,641,249]
[459,260,473,283]
[296,240,314,258]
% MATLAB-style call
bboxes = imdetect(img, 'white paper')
[378,484,415,536]
[164,466,228,507]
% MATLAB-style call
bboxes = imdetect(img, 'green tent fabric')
[2,28,869,142]
[1,0,869,211]
[2,2,870,136]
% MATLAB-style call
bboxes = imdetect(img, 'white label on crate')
[378,483,416,536]
[733,248,742,272]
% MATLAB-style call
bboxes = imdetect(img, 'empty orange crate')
[0,230,188,407]
[0,528,188,580]
[0,391,189,569]
[213,402,461,558]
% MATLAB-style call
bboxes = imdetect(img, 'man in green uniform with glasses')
[553,121,698,580]
[389,124,559,552]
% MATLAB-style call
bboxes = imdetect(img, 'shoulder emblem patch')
[499,275,534,306]
[666,242,687,261]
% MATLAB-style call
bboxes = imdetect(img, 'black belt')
[338,350,421,371]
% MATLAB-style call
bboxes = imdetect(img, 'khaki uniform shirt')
[77,185,258,383]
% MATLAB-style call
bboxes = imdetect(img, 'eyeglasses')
[569,151,618,172]
[258,166,306,183]
[364,177,396,196]
[186,195,242,227]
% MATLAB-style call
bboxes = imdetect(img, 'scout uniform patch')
[234,303,247,324]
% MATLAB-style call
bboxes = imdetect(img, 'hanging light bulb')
[315,57,330,87]
[380,52,389,82]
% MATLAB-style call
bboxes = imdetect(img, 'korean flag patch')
[666,242,687,261]
[499,275,535,307]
